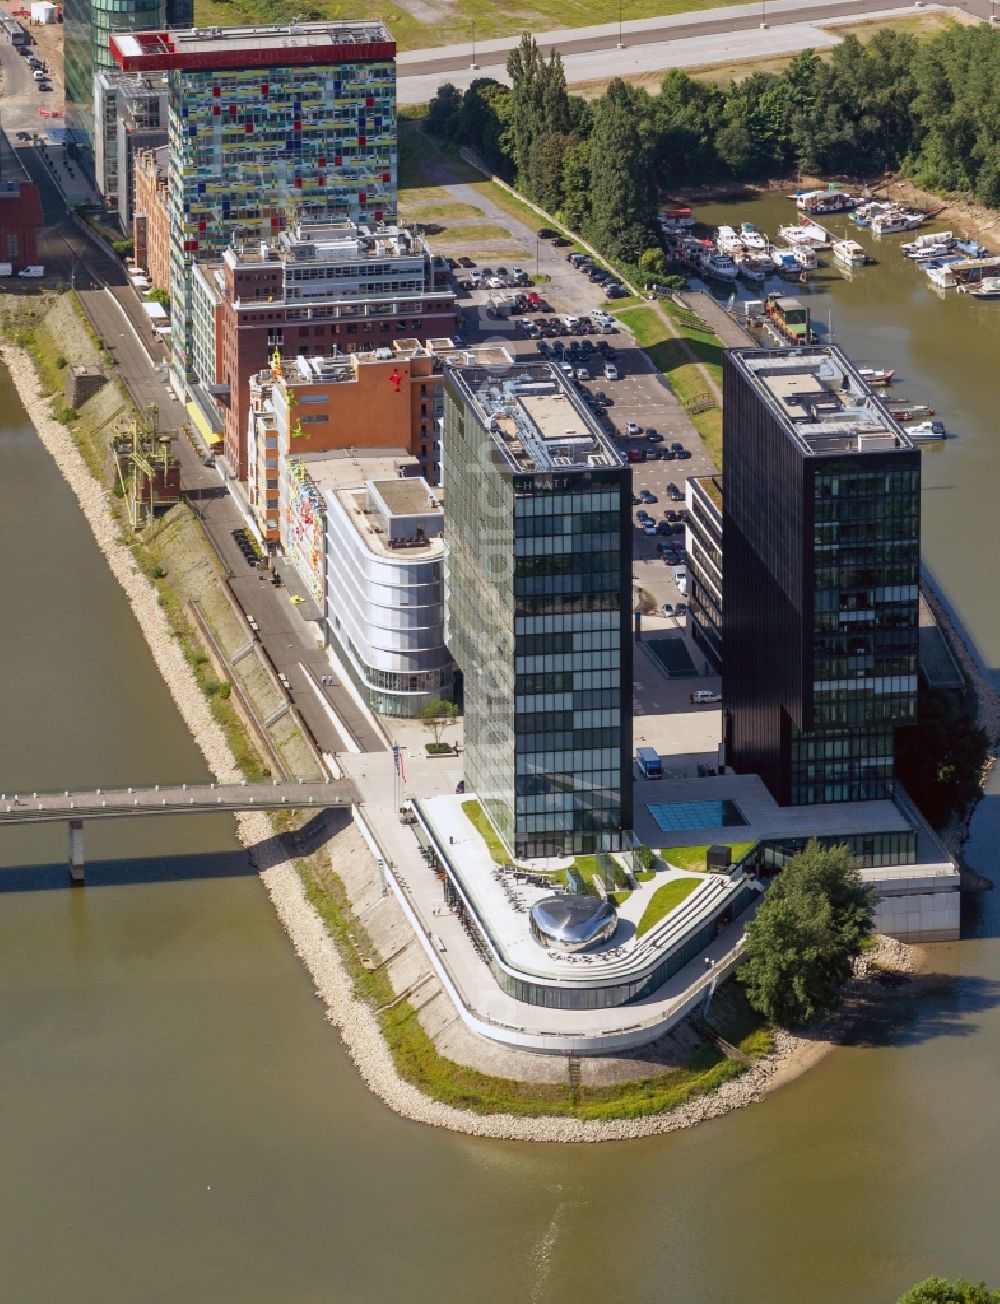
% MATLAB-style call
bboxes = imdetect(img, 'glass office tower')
[443,362,633,860]
[722,347,920,806]
[64,0,191,151]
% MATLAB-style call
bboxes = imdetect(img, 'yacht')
[770,247,801,275]
[791,244,818,270]
[832,239,867,268]
[699,249,739,281]
[858,367,895,386]
[715,225,743,254]
[905,419,947,441]
[872,208,925,236]
[737,258,766,283]
[902,230,954,258]
[740,221,768,250]
[967,277,1000,300]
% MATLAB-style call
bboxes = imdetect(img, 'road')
[397,0,990,101]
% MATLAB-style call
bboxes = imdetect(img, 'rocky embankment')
[1,338,920,1143]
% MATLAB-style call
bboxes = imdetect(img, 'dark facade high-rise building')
[722,347,920,807]
[64,0,191,151]
[443,362,633,860]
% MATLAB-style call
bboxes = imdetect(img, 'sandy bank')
[0,339,920,1144]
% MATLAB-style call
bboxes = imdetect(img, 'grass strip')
[461,797,508,864]
[636,876,701,937]
[659,842,757,873]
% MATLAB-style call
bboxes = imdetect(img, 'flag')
[392,743,406,784]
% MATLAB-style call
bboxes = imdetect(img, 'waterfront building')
[0,127,42,270]
[65,0,190,153]
[443,360,633,860]
[132,145,170,292]
[684,474,723,674]
[245,343,450,544]
[94,71,168,226]
[109,22,397,394]
[189,219,454,480]
[722,347,921,806]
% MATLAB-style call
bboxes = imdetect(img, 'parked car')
[661,602,674,616]
[552,236,571,247]
[593,391,612,407]
[627,447,646,463]
[647,430,664,444]
[643,521,658,537]
[536,227,557,239]
[576,368,590,382]
[624,420,642,437]
[670,442,685,453]
[675,601,688,616]
[667,482,684,501]
[640,489,657,504]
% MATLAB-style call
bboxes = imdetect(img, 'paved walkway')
[0,780,359,824]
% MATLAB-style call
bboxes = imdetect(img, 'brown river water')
[2,197,1000,1303]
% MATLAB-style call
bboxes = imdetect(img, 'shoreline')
[0,339,926,1143]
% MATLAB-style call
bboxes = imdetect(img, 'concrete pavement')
[397,0,980,101]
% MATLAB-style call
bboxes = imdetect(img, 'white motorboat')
[716,225,743,253]
[780,217,832,247]
[740,221,768,250]
[858,367,895,386]
[872,208,925,236]
[902,230,954,257]
[832,239,867,268]
[770,247,801,274]
[737,258,766,283]
[967,277,1000,300]
[904,419,947,441]
[700,249,739,281]
[791,244,818,270]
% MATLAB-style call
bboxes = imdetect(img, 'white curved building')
[323,464,453,717]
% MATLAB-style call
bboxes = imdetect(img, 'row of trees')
[427,23,1000,265]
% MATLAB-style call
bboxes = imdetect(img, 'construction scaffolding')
[111,404,180,530]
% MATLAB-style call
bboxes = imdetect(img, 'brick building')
[190,219,456,479]
[132,144,170,291]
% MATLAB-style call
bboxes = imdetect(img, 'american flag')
[392,743,406,784]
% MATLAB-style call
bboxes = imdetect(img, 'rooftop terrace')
[111,21,394,72]
[732,346,915,458]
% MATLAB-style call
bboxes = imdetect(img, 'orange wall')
[284,355,438,468]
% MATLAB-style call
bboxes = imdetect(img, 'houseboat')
[764,292,812,343]
[832,239,868,268]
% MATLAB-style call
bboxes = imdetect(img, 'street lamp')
[535,232,540,280]
[617,0,624,48]
[760,0,767,27]
[470,19,478,70]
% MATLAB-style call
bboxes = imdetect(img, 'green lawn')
[636,876,701,937]
[461,798,509,864]
[659,843,757,873]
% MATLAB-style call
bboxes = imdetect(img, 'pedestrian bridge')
[0,781,360,882]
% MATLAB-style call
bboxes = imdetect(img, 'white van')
[672,565,687,595]
[32,69,46,81]
[18,265,44,278]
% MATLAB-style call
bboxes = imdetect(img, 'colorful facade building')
[245,342,447,544]
[189,219,454,479]
[109,22,397,390]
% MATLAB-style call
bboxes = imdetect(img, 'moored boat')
[904,419,947,441]
[858,367,895,386]
[832,238,867,268]
[872,208,925,236]
[740,221,768,250]
[700,249,739,281]
[968,277,1000,300]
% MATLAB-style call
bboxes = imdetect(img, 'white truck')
[18,266,45,278]
[0,262,13,277]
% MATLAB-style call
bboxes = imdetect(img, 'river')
[3,197,1000,1302]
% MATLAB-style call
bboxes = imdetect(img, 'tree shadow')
[796,971,1000,1051]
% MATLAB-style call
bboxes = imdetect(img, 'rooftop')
[335,476,444,561]
[448,362,623,474]
[230,222,428,268]
[297,449,417,496]
[689,473,722,512]
[111,21,394,72]
[373,477,438,517]
[731,346,915,457]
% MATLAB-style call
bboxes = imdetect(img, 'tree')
[426,83,464,139]
[419,698,458,748]
[586,79,658,264]
[740,841,875,1026]
[898,1279,1000,1304]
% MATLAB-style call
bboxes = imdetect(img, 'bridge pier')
[69,819,85,886]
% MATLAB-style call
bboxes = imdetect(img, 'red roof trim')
[110,33,396,72]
